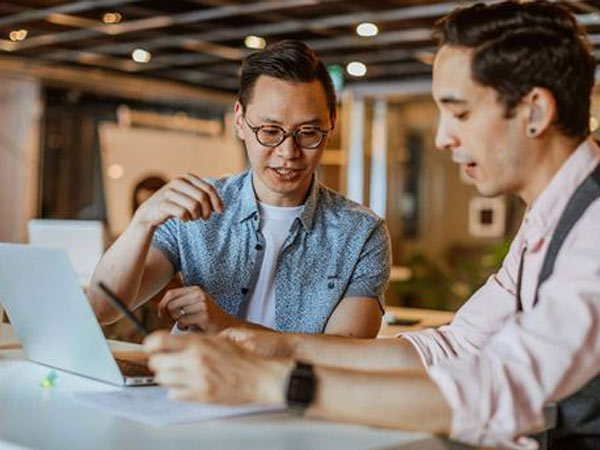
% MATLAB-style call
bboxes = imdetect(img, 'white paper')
[71,387,284,426]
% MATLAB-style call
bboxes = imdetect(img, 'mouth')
[268,167,304,181]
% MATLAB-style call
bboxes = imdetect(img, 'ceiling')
[0,0,599,96]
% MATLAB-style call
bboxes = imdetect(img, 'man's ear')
[522,87,557,138]
[234,101,245,141]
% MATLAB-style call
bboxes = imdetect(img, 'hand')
[158,286,238,333]
[144,331,290,404]
[132,173,223,229]
[220,328,297,358]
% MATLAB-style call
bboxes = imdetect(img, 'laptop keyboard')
[115,358,154,378]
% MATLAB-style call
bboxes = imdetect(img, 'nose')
[274,134,301,159]
[434,118,459,152]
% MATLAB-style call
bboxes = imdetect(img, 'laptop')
[0,243,154,386]
[27,219,106,288]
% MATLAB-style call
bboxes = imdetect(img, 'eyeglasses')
[244,117,331,150]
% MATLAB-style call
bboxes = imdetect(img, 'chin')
[476,183,506,198]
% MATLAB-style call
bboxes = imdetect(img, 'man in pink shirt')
[143,1,600,448]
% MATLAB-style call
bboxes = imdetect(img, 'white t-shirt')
[244,202,302,328]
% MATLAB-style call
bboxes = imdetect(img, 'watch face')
[288,375,313,402]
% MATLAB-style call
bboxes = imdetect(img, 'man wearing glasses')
[89,40,391,338]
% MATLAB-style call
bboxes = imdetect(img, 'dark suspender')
[516,162,600,312]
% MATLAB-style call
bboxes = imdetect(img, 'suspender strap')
[533,162,600,307]
[516,246,527,312]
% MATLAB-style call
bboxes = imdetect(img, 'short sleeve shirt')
[152,170,391,333]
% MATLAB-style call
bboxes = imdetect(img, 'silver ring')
[179,307,186,317]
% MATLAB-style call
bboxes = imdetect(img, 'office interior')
[1,0,600,340]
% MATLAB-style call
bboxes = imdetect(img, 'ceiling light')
[346,61,367,77]
[131,48,152,64]
[103,12,122,24]
[244,35,266,49]
[9,29,28,42]
[356,22,378,37]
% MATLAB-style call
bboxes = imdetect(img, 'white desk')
[0,329,469,450]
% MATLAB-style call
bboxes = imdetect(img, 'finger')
[170,179,216,216]
[182,174,223,214]
[157,287,191,318]
[166,293,207,315]
[143,331,188,354]
[166,296,207,323]
[159,201,191,222]
[154,371,189,389]
[148,352,186,373]
[164,189,204,221]
[177,312,206,331]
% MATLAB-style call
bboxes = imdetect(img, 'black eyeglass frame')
[244,117,332,150]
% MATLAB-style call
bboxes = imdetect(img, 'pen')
[98,282,149,338]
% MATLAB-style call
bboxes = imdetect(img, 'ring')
[179,307,186,318]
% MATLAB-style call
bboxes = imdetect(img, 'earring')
[527,127,537,138]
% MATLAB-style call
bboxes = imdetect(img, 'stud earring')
[527,127,537,138]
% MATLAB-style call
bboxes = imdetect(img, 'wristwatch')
[285,361,316,412]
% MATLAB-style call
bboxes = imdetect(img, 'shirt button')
[241,287,248,295]
[327,282,335,289]
[255,244,263,251]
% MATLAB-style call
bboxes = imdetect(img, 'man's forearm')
[290,334,425,371]
[306,366,451,433]
[260,358,451,433]
[88,220,157,323]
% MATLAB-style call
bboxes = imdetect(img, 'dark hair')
[434,1,596,139]
[238,40,336,120]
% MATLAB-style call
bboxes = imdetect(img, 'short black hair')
[238,39,336,120]
[435,1,596,139]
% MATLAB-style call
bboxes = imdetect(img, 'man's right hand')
[133,174,223,229]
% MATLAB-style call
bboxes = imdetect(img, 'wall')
[99,116,245,235]
[0,76,42,243]
[386,98,516,260]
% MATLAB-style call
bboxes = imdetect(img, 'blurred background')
[2,0,600,338]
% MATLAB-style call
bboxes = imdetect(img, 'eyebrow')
[256,116,325,127]
[439,96,468,106]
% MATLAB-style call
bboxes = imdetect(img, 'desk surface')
[0,326,468,450]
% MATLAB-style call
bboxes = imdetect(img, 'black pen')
[98,282,149,338]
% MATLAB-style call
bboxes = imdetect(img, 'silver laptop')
[0,243,154,386]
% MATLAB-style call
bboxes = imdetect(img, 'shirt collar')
[522,137,600,245]
[237,170,321,230]
[238,171,260,224]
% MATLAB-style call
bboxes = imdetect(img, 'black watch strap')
[285,361,316,412]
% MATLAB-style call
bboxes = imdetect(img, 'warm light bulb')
[244,35,266,49]
[356,23,378,37]
[103,12,122,24]
[131,48,152,63]
[346,61,367,77]
[9,29,28,42]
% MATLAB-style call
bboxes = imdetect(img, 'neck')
[519,134,585,206]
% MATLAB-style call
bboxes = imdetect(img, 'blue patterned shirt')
[152,171,391,333]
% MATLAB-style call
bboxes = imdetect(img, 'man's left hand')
[157,286,238,333]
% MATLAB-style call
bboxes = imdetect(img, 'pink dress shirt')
[402,138,600,449]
